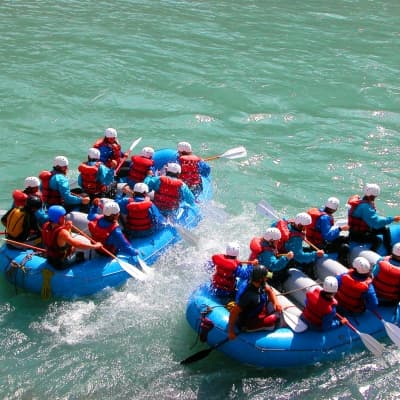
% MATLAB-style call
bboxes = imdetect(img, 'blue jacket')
[257,245,291,273]
[316,209,341,242]
[49,173,82,206]
[350,200,394,230]
[87,206,137,257]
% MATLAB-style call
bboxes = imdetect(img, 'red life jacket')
[126,199,153,232]
[179,155,201,188]
[12,190,28,207]
[128,155,154,183]
[93,138,122,167]
[78,162,106,195]
[306,208,333,247]
[373,257,400,301]
[211,254,240,292]
[335,269,372,313]
[348,195,374,233]
[39,170,63,206]
[276,219,303,253]
[302,287,337,327]
[248,237,277,261]
[153,176,182,211]
[42,222,72,261]
[88,216,119,254]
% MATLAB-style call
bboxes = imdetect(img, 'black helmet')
[251,265,268,282]
[26,195,42,210]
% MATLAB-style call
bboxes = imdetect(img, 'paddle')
[71,224,148,281]
[336,312,385,357]
[114,137,143,175]
[372,310,400,348]
[281,306,308,333]
[204,146,247,162]
[256,200,322,251]
[4,238,47,253]
[180,338,229,365]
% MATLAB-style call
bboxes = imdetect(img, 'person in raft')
[372,242,400,305]
[87,200,138,258]
[248,227,294,287]
[228,265,281,340]
[39,156,90,212]
[335,256,379,314]
[175,141,211,197]
[210,241,256,299]
[306,197,350,266]
[301,276,344,331]
[126,146,156,188]
[144,162,195,216]
[12,176,42,208]
[347,183,400,254]
[41,205,102,270]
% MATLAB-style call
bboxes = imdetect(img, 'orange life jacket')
[335,269,372,313]
[78,162,106,195]
[42,222,72,261]
[128,155,154,183]
[347,195,374,233]
[306,208,333,247]
[88,216,119,254]
[211,254,240,292]
[373,257,400,301]
[126,199,153,232]
[302,287,337,328]
[179,155,201,188]
[39,170,63,206]
[153,176,182,211]
[248,237,277,261]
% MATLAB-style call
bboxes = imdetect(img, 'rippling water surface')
[1,1,400,398]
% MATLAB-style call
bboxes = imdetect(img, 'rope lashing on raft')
[6,253,34,294]
[41,268,54,300]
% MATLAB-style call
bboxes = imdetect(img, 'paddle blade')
[180,348,215,365]
[115,258,147,281]
[282,309,308,333]
[137,256,154,276]
[129,137,143,151]
[175,225,199,247]
[382,320,400,348]
[358,331,385,357]
[220,146,247,160]
[256,201,279,220]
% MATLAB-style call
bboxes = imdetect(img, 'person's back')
[127,147,155,187]
[302,276,341,331]
[336,256,378,314]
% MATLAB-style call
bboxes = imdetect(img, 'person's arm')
[364,283,379,313]
[285,236,317,264]
[319,215,340,242]
[144,176,159,192]
[265,284,282,313]
[52,175,83,205]
[359,203,394,229]
[108,227,138,256]
[99,164,115,186]
[198,160,211,178]
[321,307,341,331]
[180,184,195,205]
[228,304,241,340]
[57,228,102,250]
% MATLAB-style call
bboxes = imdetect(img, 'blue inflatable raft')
[0,149,212,299]
[184,226,400,368]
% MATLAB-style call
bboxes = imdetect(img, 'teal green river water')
[1,1,400,398]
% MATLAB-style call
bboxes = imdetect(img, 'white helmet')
[363,183,380,197]
[88,147,100,160]
[325,197,340,211]
[24,176,40,189]
[103,201,120,216]
[141,146,154,159]
[134,182,149,194]
[226,242,240,257]
[104,128,117,138]
[295,212,312,226]
[353,256,371,274]
[178,142,192,153]
[323,276,338,293]
[263,227,281,241]
[53,156,69,167]
[392,243,400,257]
[166,162,181,175]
